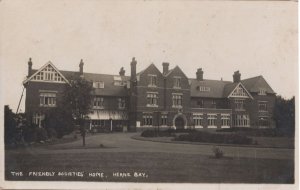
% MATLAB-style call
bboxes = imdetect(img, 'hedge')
[174,131,253,145]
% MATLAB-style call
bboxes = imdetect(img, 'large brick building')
[23,57,276,131]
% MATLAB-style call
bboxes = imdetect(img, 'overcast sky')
[0,0,297,112]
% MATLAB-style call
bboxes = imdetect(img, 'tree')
[44,106,75,138]
[62,75,93,146]
[4,105,17,145]
[273,96,295,136]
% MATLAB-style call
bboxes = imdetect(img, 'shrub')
[36,128,48,142]
[212,146,224,158]
[175,131,253,145]
[141,129,176,137]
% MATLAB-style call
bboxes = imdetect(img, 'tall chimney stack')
[130,57,137,80]
[233,70,241,83]
[79,59,84,76]
[28,58,32,77]
[162,62,169,75]
[196,68,204,81]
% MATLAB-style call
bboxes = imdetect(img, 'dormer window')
[258,88,267,95]
[148,75,157,87]
[174,77,181,89]
[93,81,104,88]
[197,86,210,92]
[114,76,126,86]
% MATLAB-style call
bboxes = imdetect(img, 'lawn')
[5,151,294,183]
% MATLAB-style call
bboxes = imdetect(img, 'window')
[233,114,250,127]
[193,114,203,127]
[234,99,245,110]
[172,93,183,108]
[258,101,267,112]
[32,112,45,127]
[118,98,126,109]
[174,77,181,88]
[259,116,269,127]
[93,81,104,88]
[114,76,126,86]
[197,100,204,108]
[40,92,56,107]
[93,97,104,109]
[32,65,64,82]
[161,115,167,126]
[148,75,157,87]
[92,120,105,127]
[208,114,217,127]
[258,88,267,95]
[221,114,230,127]
[147,92,158,107]
[212,100,216,108]
[143,114,153,126]
[197,86,211,92]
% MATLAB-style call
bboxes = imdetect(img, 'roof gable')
[165,65,188,79]
[23,61,70,84]
[137,63,163,77]
[227,83,253,99]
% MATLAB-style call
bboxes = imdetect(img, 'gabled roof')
[225,82,253,99]
[241,75,275,94]
[25,62,130,96]
[190,79,231,98]
[136,63,163,77]
[23,61,70,84]
[83,73,130,96]
[165,65,189,79]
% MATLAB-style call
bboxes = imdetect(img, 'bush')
[23,124,38,143]
[212,146,224,158]
[141,129,176,137]
[36,128,48,142]
[46,128,58,139]
[216,127,287,137]
[175,131,253,145]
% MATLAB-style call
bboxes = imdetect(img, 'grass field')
[5,151,294,183]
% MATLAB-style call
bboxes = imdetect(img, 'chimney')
[119,67,125,76]
[130,57,137,80]
[233,70,241,83]
[79,59,84,76]
[162,62,169,75]
[28,58,32,77]
[196,68,204,81]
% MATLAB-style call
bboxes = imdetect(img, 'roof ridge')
[242,75,262,81]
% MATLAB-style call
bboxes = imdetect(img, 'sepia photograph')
[0,0,298,189]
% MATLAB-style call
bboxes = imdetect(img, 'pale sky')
[0,0,298,112]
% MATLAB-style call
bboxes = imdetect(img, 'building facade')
[23,57,276,131]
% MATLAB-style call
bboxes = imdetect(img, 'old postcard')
[0,0,298,189]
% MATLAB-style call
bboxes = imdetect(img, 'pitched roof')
[242,75,275,94]
[223,82,238,97]
[190,79,231,98]
[165,65,189,79]
[23,61,70,84]
[83,73,130,96]
[29,68,130,96]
